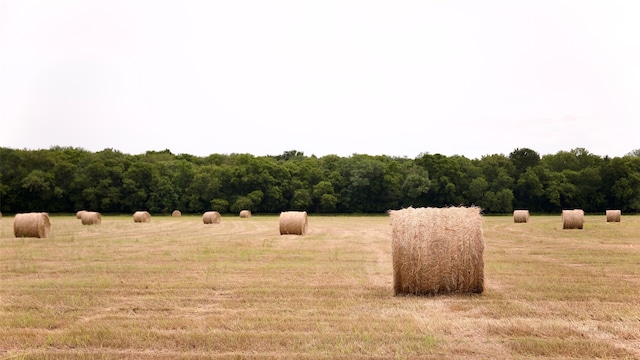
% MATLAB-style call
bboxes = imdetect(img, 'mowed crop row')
[1,214,639,359]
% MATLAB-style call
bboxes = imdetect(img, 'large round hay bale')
[279,211,308,235]
[172,210,182,217]
[513,210,530,223]
[562,209,584,229]
[203,211,221,224]
[239,210,252,218]
[80,211,102,225]
[606,209,621,223]
[133,211,151,223]
[13,212,51,238]
[76,210,88,219]
[390,206,484,296]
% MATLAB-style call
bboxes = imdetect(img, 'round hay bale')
[80,211,102,225]
[172,210,182,217]
[133,211,151,223]
[13,212,51,238]
[239,210,252,218]
[390,206,484,296]
[279,211,308,235]
[203,211,221,224]
[513,210,530,223]
[76,210,88,219]
[606,209,621,223]
[562,209,584,229]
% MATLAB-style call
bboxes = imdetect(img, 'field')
[1,213,639,359]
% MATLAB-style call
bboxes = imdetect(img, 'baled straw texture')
[279,211,308,235]
[239,210,252,218]
[14,212,51,238]
[513,210,530,223]
[203,211,222,224]
[172,210,182,217]
[80,211,102,225]
[606,210,621,222]
[390,206,484,296]
[133,211,151,223]
[562,209,584,229]
[76,210,87,219]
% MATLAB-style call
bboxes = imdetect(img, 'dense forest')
[1,146,639,215]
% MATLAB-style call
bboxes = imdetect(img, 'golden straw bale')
[80,211,102,225]
[513,210,530,223]
[133,211,151,223]
[279,211,308,235]
[76,210,87,219]
[13,212,51,238]
[172,210,182,217]
[606,209,621,222]
[390,206,484,296]
[562,209,584,229]
[239,210,252,218]
[203,211,222,224]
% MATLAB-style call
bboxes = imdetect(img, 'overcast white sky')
[1,1,639,159]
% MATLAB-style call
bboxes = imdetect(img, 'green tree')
[509,147,540,176]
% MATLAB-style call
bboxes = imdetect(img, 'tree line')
[1,146,639,215]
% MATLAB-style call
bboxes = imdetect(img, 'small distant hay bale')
[390,206,484,296]
[133,211,151,223]
[239,210,252,218]
[76,210,87,219]
[172,210,182,217]
[606,210,621,223]
[513,210,530,223]
[279,211,308,235]
[203,211,221,224]
[80,211,102,225]
[562,209,584,229]
[13,212,51,238]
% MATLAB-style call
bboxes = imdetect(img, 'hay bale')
[513,210,530,223]
[133,211,151,223]
[606,209,621,222]
[172,210,182,217]
[76,210,87,219]
[239,210,252,218]
[562,209,584,229]
[279,211,308,235]
[80,211,102,225]
[203,211,221,224]
[390,206,484,296]
[13,212,51,238]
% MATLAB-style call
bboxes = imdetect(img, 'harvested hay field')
[1,214,639,359]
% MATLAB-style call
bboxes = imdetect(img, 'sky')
[1,0,639,160]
